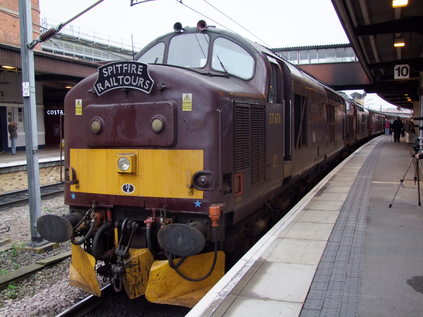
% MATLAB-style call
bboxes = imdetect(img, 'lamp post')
[18,0,42,244]
[18,0,105,245]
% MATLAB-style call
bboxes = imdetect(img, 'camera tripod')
[389,154,423,208]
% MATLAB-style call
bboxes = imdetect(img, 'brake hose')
[92,222,113,260]
[146,225,161,256]
[166,240,219,282]
[71,208,95,245]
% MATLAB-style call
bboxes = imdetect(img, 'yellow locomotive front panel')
[69,148,204,199]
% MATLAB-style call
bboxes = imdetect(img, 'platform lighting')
[392,0,408,8]
[1,65,17,70]
[394,39,405,47]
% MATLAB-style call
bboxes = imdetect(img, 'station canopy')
[331,0,423,109]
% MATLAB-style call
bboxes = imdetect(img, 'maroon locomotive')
[37,21,382,307]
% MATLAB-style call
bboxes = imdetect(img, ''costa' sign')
[46,109,64,115]
[93,61,154,96]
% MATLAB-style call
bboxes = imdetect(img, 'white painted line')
[0,156,63,169]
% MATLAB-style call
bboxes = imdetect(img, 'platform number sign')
[394,64,410,79]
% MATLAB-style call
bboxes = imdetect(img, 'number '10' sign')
[394,64,410,79]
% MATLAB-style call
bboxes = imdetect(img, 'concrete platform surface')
[0,147,62,168]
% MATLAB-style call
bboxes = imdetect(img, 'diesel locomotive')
[37,21,383,307]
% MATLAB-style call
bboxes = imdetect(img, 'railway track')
[0,182,64,208]
[56,285,109,317]
[0,251,71,289]
[58,284,191,317]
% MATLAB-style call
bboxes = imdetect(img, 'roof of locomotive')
[133,22,347,105]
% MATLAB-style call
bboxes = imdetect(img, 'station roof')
[0,43,98,102]
[331,0,423,109]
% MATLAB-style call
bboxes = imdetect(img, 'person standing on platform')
[384,119,390,135]
[8,121,18,155]
[391,116,403,143]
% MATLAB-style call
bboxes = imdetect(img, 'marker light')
[90,117,103,134]
[151,116,165,133]
[193,171,213,190]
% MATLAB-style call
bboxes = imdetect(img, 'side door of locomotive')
[266,56,285,188]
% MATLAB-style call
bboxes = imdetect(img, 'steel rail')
[0,182,64,208]
[56,284,110,317]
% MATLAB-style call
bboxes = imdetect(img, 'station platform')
[0,147,62,169]
[188,135,423,317]
[0,147,63,193]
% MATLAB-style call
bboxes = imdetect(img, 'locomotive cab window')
[327,104,335,143]
[168,33,209,68]
[212,38,254,79]
[138,42,165,64]
[267,57,280,103]
[294,94,308,149]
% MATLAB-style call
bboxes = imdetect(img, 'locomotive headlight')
[90,117,103,134]
[151,116,165,133]
[118,157,130,171]
[117,154,137,174]
[193,171,213,190]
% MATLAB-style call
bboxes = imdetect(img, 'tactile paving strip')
[300,139,384,317]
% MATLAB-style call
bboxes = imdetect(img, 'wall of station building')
[0,70,64,152]
[0,0,41,48]
[0,0,59,153]
[0,70,46,152]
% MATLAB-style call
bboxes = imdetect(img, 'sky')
[38,0,398,110]
[39,0,350,49]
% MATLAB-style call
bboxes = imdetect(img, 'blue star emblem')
[71,193,76,199]
[194,200,202,208]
